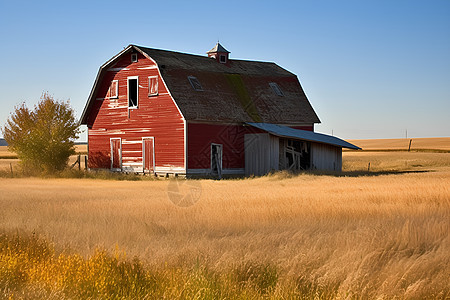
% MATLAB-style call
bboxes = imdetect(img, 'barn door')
[142,137,155,173]
[211,143,223,179]
[110,138,122,171]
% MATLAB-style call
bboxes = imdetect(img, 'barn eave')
[246,122,361,150]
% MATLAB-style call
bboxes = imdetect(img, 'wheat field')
[1,167,449,298]
[347,137,450,151]
[0,140,449,298]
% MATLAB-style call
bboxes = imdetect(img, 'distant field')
[0,144,87,156]
[347,137,450,151]
[0,146,16,158]
[343,151,450,173]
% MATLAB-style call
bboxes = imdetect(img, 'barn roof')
[247,122,361,150]
[80,44,321,125]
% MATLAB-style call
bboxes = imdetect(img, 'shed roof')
[80,44,321,125]
[247,122,361,149]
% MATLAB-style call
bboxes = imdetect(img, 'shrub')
[2,93,79,173]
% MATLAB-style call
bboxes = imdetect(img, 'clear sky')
[1,0,449,141]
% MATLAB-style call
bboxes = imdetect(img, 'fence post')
[84,155,88,170]
[408,139,412,152]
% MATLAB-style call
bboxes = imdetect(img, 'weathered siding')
[244,133,279,176]
[310,143,342,171]
[88,51,185,173]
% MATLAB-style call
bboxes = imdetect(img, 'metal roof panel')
[247,122,361,149]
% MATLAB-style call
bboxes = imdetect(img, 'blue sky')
[0,0,449,140]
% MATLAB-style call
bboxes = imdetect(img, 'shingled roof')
[80,44,321,125]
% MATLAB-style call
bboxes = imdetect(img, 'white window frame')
[148,76,158,96]
[188,75,203,91]
[108,80,118,99]
[131,53,138,63]
[269,82,284,96]
[127,76,139,108]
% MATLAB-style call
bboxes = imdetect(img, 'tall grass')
[0,168,449,298]
[0,230,293,298]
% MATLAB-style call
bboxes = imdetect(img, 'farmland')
[0,139,449,298]
[347,137,450,151]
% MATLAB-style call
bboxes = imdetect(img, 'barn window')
[128,76,138,108]
[269,82,284,96]
[188,76,203,91]
[131,53,138,63]
[148,76,158,96]
[219,55,227,63]
[107,80,118,99]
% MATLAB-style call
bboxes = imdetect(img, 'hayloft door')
[143,137,155,173]
[110,138,122,171]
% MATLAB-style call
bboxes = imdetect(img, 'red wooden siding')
[87,52,185,172]
[187,123,259,170]
[187,123,314,172]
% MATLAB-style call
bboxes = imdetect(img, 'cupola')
[207,42,230,64]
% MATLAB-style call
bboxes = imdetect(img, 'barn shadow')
[259,169,433,180]
[305,169,431,178]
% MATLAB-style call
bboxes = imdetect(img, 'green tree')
[2,93,80,173]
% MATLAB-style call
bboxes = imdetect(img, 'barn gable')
[81,44,320,127]
[80,46,185,173]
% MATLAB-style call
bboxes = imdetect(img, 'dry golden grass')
[0,144,86,156]
[0,139,449,297]
[74,144,87,153]
[343,151,450,172]
[1,168,449,298]
[0,158,19,171]
[347,137,450,151]
[0,146,16,158]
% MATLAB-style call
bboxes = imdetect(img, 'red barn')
[80,43,359,177]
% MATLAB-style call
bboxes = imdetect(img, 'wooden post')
[78,155,81,171]
[84,155,88,170]
[408,139,412,152]
[368,162,370,172]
